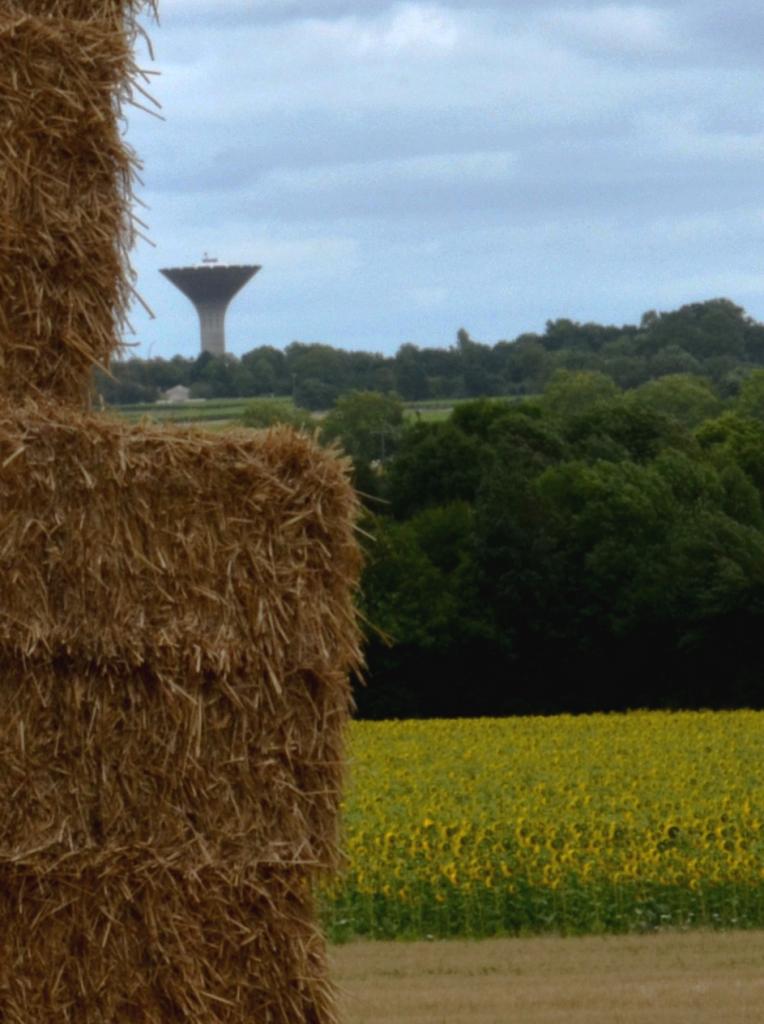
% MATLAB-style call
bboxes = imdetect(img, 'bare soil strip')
[331,930,764,1023]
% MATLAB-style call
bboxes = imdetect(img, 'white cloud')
[541,4,679,56]
[312,3,460,57]
[141,10,467,128]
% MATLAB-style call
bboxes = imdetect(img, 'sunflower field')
[321,711,764,940]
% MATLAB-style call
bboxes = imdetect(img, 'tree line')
[99,298,764,407]
[314,371,764,718]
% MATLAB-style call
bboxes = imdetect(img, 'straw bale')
[0,1,155,402]
[0,861,337,1023]
[2,5,361,1020]
[0,405,361,1022]
[0,401,362,871]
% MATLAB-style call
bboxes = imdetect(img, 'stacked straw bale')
[0,405,362,1021]
[0,3,362,1021]
[0,0,156,400]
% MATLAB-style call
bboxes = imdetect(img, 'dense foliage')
[101,298,764,406]
[350,373,764,717]
[322,712,764,940]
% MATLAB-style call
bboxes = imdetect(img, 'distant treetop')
[99,298,764,408]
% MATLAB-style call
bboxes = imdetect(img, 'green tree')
[241,345,290,394]
[541,369,620,420]
[450,397,516,440]
[500,336,552,393]
[564,400,686,463]
[240,399,314,431]
[387,421,487,518]
[629,374,723,429]
[245,356,276,395]
[189,353,239,398]
[734,370,764,422]
[637,299,748,362]
[649,345,701,378]
[359,504,495,717]
[456,329,502,396]
[321,391,405,465]
[294,378,339,411]
[696,412,764,492]
[600,354,649,390]
[394,343,430,400]
[362,504,475,650]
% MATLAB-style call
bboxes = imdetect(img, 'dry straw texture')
[0,0,156,402]
[2,5,363,1019]
[0,864,338,1022]
[0,404,362,1021]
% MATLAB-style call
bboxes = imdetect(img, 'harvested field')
[331,930,764,1023]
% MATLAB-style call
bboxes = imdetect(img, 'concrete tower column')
[160,263,261,355]
[196,301,227,357]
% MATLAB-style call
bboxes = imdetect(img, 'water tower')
[160,256,261,356]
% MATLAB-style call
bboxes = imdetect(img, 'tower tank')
[160,258,261,356]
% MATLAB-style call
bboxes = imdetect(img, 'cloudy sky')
[125,1,764,359]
